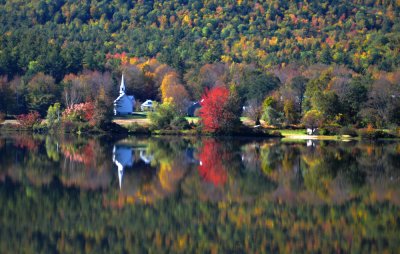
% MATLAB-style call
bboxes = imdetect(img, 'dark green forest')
[0,0,399,128]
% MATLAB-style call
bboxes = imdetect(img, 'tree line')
[0,0,399,130]
[0,57,399,130]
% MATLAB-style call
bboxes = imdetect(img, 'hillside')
[1,0,400,78]
[0,0,399,129]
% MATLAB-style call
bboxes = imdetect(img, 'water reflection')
[0,133,399,252]
[113,144,153,189]
[0,133,399,205]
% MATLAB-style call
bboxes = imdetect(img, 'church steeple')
[119,74,126,95]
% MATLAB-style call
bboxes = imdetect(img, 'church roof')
[114,74,135,103]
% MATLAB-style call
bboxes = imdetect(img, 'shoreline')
[1,127,399,142]
[1,120,399,141]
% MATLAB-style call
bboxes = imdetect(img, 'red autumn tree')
[62,102,95,123]
[198,139,227,187]
[16,111,41,128]
[199,86,241,133]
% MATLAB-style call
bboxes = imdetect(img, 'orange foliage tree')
[160,72,190,114]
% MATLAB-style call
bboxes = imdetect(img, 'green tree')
[149,99,177,130]
[46,102,61,128]
[290,76,308,115]
[320,46,333,65]
[262,96,283,127]
[91,88,113,128]
[302,110,324,133]
[26,73,58,116]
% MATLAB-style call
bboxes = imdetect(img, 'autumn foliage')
[199,86,240,133]
[197,139,227,187]
[160,71,189,114]
[62,102,95,123]
[16,111,41,128]
[61,141,94,166]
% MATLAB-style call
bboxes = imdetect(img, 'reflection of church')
[112,145,154,189]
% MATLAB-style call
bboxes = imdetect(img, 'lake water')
[0,133,399,253]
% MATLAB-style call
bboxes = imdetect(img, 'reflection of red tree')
[61,141,94,166]
[198,140,227,186]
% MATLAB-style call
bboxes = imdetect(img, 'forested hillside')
[1,0,400,76]
[0,0,399,128]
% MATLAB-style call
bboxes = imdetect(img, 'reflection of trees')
[109,137,191,205]
[355,142,400,204]
[248,141,400,204]
[13,135,40,151]
[181,138,277,203]
[260,142,285,175]
[0,134,55,185]
[61,138,95,166]
[0,134,399,207]
[113,137,281,204]
[58,137,112,190]
[198,139,228,186]
[301,144,368,202]
[45,136,60,162]
[0,134,114,190]
[0,136,400,253]
[1,177,399,253]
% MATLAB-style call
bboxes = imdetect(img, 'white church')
[114,75,135,115]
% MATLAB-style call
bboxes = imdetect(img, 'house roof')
[141,100,153,106]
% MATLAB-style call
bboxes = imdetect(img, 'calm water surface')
[0,133,399,253]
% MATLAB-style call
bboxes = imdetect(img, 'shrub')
[388,125,400,138]
[33,123,48,133]
[61,120,77,133]
[0,112,5,124]
[46,103,61,128]
[262,106,284,127]
[170,117,190,130]
[270,130,283,137]
[302,110,324,132]
[62,102,95,123]
[320,124,341,135]
[149,99,176,129]
[126,123,150,134]
[358,125,396,139]
[91,88,113,128]
[340,126,358,137]
[60,120,89,133]
[16,111,41,128]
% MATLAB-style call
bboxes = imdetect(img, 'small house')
[141,100,154,111]
[306,128,319,135]
[187,101,201,117]
[114,75,135,115]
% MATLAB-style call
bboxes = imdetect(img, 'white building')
[140,99,154,111]
[114,75,135,115]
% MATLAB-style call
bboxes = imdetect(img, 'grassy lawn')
[185,117,199,123]
[113,112,148,120]
[277,129,307,136]
[113,112,150,126]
